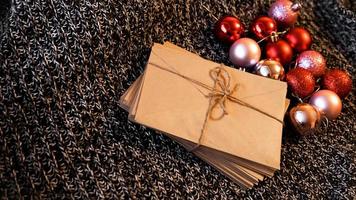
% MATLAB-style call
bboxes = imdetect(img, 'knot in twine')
[205,66,238,121]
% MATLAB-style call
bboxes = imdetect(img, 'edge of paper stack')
[119,42,289,189]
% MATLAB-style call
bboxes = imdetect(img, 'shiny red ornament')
[265,40,293,65]
[322,69,352,99]
[214,16,245,44]
[286,68,316,98]
[284,27,312,52]
[296,50,326,78]
[250,16,277,40]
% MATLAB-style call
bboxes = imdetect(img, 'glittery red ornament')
[265,40,293,65]
[286,68,316,98]
[322,69,352,98]
[284,27,312,53]
[214,16,245,44]
[250,16,277,40]
[296,50,326,78]
[268,0,301,27]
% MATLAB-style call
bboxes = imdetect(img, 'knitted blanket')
[0,0,355,199]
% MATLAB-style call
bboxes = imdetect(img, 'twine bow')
[206,66,238,120]
[149,51,284,152]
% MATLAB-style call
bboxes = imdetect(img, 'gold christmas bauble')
[255,59,285,80]
[289,103,321,136]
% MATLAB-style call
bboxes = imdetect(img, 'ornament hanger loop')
[291,92,304,103]
[257,29,289,44]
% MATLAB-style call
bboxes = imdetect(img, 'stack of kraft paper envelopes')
[120,42,289,189]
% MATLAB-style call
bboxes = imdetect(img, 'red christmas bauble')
[296,50,326,78]
[286,68,316,98]
[250,16,277,40]
[284,27,312,53]
[322,69,352,98]
[265,40,293,65]
[214,16,245,44]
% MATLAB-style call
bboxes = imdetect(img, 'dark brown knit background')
[0,0,355,199]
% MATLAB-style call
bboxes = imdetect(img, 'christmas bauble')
[268,0,301,27]
[250,16,277,40]
[284,27,312,52]
[214,16,245,44]
[254,59,284,80]
[322,69,352,99]
[296,50,326,78]
[309,90,342,120]
[289,103,321,136]
[286,68,315,98]
[229,38,261,68]
[265,40,293,65]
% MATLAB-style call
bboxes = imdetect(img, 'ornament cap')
[270,32,279,43]
[291,2,301,12]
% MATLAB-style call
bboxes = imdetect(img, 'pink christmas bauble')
[268,0,301,27]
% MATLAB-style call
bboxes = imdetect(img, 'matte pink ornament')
[229,38,261,69]
[309,90,342,120]
[268,0,301,27]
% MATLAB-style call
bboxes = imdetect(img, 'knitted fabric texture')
[0,0,355,199]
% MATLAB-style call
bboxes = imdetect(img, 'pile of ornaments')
[213,0,352,135]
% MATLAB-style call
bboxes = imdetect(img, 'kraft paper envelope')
[121,42,289,180]
[131,43,287,170]
[119,42,289,188]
